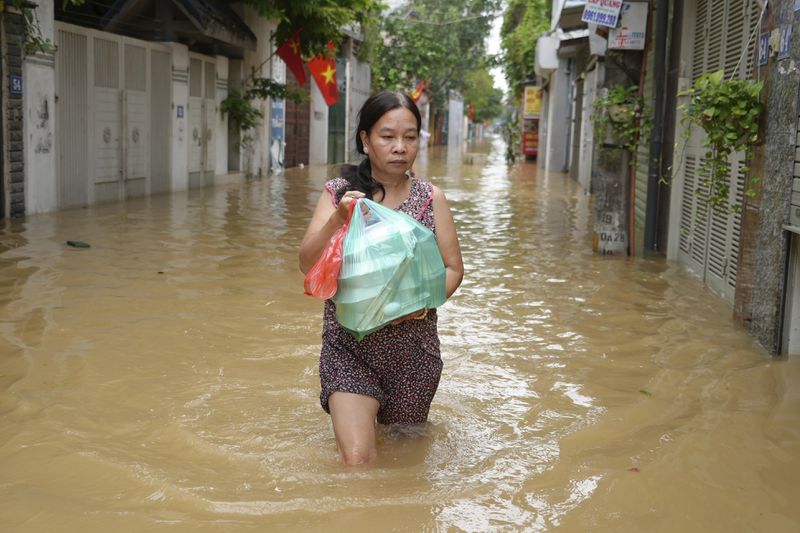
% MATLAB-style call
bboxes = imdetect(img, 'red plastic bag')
[304,202,356,299]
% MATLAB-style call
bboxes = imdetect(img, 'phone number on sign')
[582,10,619,26]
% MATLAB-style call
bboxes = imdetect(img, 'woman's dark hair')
[337,91,422,203]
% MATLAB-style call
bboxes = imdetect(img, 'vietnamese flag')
[411,80,428,102]
[307,41,339,106]
[276,30,307,84]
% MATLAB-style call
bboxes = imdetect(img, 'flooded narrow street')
[2,136,799,532]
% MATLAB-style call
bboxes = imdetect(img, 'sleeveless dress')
[319,176,443,425]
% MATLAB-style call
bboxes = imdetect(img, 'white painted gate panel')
[56,22,170,206]
[204,60,216,184]
[187,56,218,188]
[56,28,89,208]
[93,37,122,203]
[188,100,203,172]
[150,50,172,194]
[124,43,148,197]
[188,57,204,187]
[676,0,759,302]
[125,91,147,180]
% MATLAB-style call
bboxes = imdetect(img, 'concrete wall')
[591,51,639,256]
[241,8,275,176]
[308,81,329,165]
[347,43,371,161]
[735,0,800,354]
[4,10,26,217]
[23,0,56,214]
[447,91,464,149]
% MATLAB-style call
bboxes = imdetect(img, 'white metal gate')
[188,55,216,188]
[55,23,171,206]
[676,0,760,302]
[150,50,172,194]
[56,28,88,208]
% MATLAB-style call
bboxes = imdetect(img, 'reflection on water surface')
[1,137,799,532]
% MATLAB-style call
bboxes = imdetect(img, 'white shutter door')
[188,57,204,187]
[150,49,172,194]
[93,37,122,203]
[678,0,712,279]
[56,28,89,209]
[124,43,148,197]
[203,61,216,184]
[677,0,759,302]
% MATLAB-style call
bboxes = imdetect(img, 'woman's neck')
[371,172,410,205]
[372,172,409,192]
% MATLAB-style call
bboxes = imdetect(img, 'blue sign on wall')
[758,33,770,66]
[9,75,22,95]
[779,25,793,60]
[176,105,184,118]
[270,99,285,171]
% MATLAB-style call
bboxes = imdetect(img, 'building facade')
[1,0,372,218]
[541,0,800,355]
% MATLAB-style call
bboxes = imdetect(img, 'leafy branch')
[678,70,764,212]
[220,75,308,146]
[1,0,85,54]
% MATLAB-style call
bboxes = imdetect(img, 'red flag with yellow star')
[411,80,428,102]
[276,30,307,84]
[307,42,339,106]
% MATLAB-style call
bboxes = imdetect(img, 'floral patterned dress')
[319,176,443,425]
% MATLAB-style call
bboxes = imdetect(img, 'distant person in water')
[299,91,464,466]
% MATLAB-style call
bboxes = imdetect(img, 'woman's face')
[360,107,419,181]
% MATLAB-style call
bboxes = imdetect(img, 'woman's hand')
[336,190,365,224]
[299,189,367,274]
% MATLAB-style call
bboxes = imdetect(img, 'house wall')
[544,57,573,173]
[447,91,464,149]
[308,81,329,166]
[737,0,800,354]
[240,8,275,177]
[214,55,228,177]
[346,42,371,160]
[4,9,26,218]
[283,65,310,168]
[23,0,56,214]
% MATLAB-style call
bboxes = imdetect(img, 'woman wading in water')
[299,91,463,466]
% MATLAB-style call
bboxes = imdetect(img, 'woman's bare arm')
[299,189,363,274]
[431,186,464,298]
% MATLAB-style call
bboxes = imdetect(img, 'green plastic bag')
[333,198,446,340]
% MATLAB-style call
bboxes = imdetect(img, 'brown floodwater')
[1,136,799,532]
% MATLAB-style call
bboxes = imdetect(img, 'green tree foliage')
[499,0,551,98]
[222,1,383,142]
[371,0,501,112]
[238,0,384,58]
[462,66,504,122]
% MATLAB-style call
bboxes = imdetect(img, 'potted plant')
[591,84,649,158]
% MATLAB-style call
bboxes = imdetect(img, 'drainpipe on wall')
[644,0,670,250]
